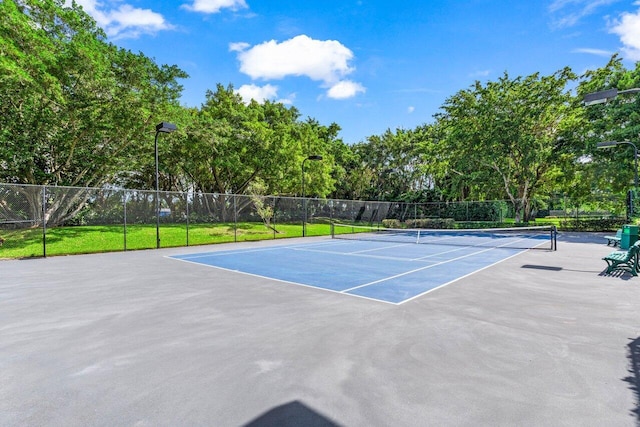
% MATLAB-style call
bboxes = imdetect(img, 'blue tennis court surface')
[169,233,552,304]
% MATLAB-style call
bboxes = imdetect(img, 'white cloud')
[548,0,619,29]
[326,80,365,99]
[609,6,640,60]
[407,106,415,114]
[572,47,615,56]
[182,0,248,14]
[229,42,250,52]
[73,0,173,39]
[278,96,295,105]
[236,84,279,104]
[235,35,354,82]
[231,35,365,100]
[469,69,491,78]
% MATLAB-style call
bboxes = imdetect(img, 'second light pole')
[301,155,323,237]
[155,122,177,249]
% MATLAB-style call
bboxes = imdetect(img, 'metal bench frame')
[603,241,640,276]
[604,229,622,247]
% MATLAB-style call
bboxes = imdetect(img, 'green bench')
[602,241,640,276]
[604,229,622,247]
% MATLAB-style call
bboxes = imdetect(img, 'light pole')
[154,121,177,249]
[301,155,323,237]
[584,88,640,219]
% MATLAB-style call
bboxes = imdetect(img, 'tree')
[341,128,429,201]
[176,84,336,197]
[577,56,640,200]
[0,0,187,187]
[0,0,187,225]
[428,68,583,222]
[247,178,276,232]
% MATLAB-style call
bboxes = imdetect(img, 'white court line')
[168,256,398,305]
[409,235,550,261]
[410,245,467,260]
[340,237,531,294]
[173,239,339,260]
[292,240,414,255]
[168,234,550,304]
[398,248,530,305]
[349,242,415,254]
[290,246,436,263]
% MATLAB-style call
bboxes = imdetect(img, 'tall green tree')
[344,128,429,201]
[0,0,187,225]
[577,56,640,203]
[175,84,336,197]
[0,0,187,189]
[428,68,583,221]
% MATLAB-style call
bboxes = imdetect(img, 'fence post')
[186,191,190,247]
[272,196,276,240]
[233,194,237,243]
[330,199,333,224]
[123,191,127,251]
[42,185,47,258]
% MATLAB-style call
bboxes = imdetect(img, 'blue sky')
[74,0,640,144]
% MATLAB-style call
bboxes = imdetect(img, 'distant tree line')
[2,0,640,222]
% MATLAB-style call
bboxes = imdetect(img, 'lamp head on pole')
[584,89,618,106]
[307,155,323,161]
[597,141,637,151]
[156,122,177,133]
[597,141,625,148]
[584,88,640,106]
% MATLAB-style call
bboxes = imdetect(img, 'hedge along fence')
[386,200,510,222]
[558,218,628,232]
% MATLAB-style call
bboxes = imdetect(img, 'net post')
[330,222,335,239]
[551,225,557,251]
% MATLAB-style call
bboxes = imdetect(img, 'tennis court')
[3,232,640,426]
[170,225,556,304]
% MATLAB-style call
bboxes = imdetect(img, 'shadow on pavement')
[556,232,611,244]
[243,400,342,427]
[520,264,614,275]
[624,337,640,423]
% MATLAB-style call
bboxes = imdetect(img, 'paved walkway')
[1,232,639,426]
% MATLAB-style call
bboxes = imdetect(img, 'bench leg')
[604,258,638,276]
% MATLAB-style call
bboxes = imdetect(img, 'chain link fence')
[0,183,626,257]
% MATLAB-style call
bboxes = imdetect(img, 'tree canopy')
[0,0,187,188]
[426,68,583,221]
[2,0,640,223]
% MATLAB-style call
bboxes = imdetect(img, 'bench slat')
[602,241,640,276]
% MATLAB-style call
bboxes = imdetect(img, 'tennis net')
[331,223,557,250]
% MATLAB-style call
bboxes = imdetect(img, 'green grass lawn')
[0,218,579,259]
[0,222,333,259]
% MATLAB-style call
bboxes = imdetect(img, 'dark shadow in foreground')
[624,337,640,424]
[243,400,343,427]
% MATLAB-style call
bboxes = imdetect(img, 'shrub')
[558,218,626,232]
[405,218,455,229]
[381,219,403,228]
